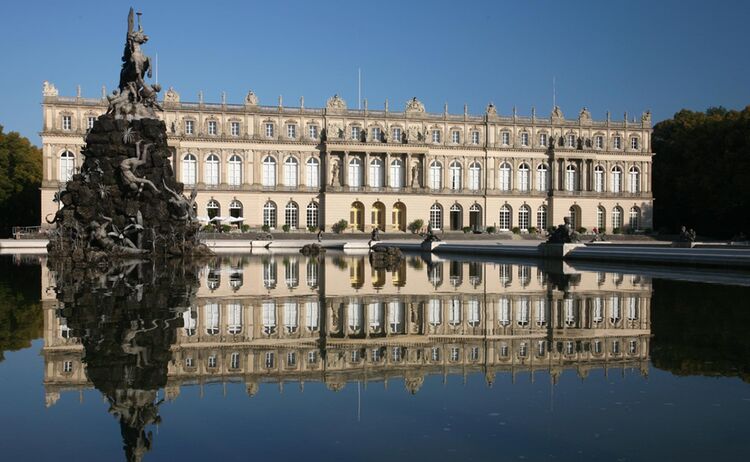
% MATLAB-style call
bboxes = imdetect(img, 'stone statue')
[163,180,197,221]
[120,141,159,194]
[411,162,420,187]
[547,217,580,244]
[405,97,425,113]
[330,161,340,186]
[678,226,696,243]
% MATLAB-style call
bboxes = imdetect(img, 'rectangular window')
[63,361,73,373]
[208,120,217,135]
[308,125,318,139]
[287,124,296,139]
[471,131,480,145]
[185,120,194,135]
[392,127,402,142]
[265,123,274,137]
[432,130,441,143]
[613,136,622,149]
[539,133,547,147]
[521,132,529,146]
[630,137,639,149]
[501,132,509,145]
[62,115,71,131]
[595,136,603,149]
[451,130,460,144]
[87,116,95,130]
[371,127,381,141]
[567,134,576,147]
[231,121,240,136]
[351,126,360,140]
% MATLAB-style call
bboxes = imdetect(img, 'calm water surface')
[0,253,749,461]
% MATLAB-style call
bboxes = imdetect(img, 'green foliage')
[613,227,622,234]
[0,125,42,237]
[528,226,537,234]
[261,224,270,232]
[486,226,497,234]
[201,224,216,232]
[332,219,348,234]
[240,224,250,233]
[282,224,290,232]
[220,224,231,233]
[0,260,42,362]
[407,219,424,234]
[511,227,520,234]
[653,106,750,237]
[462,226,471,233]
[577,227,587,234]
[307,225,318,232]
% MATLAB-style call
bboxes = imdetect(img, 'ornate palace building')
[42,255,651,404]
[40,83,654,232]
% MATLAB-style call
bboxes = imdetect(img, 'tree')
[652,106,750,238]
[0,125,42,237]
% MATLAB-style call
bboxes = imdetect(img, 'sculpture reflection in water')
[47,258,202,462]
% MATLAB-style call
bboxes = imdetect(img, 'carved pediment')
[245,90,258,106]
[578,107,591,123]
[405,97,425,113]
[43,81,59,97]
[326,94,346,110]
[164,86,180,103]
[485,103,497,116]
[641,110,652,125]
[551,105,564,119]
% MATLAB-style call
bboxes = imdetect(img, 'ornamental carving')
[326,94,346,110]
[641,110,652,124]
[43,81,59,97]
[579,107,591,122]
[164,86,180,103]
[485,103,497,116]
[245,90,258,106]
[405,97,425,113]
[551,105,564,119]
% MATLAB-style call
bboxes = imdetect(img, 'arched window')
[594,165,604,192]
[370,158,383,188]
[263,201,277,228]
[468,161,481,190]
[306,202,319,229]
[205,154,220,185]
[284,157,298,187]
[348,157,362,188]
[306,157,319,188]
[565,164,577,191]
[629,206,641,230]
[206,199,220,219]
[569,205,580,229]
[390,158,403,188]
[499,162,511,191]
[629,166,640,193]
[429,161,442,190]
[469,203,482,230]
[611,166,623,193]
[597,206,606,231]
[285,202,298,229]
[205,304,219,335]
[228,154,242,186]
[517,163,530,192]
[537,205,548,230]
[262,156,276,187]
[229,200,243,224]
[499,204,512,231]
[536,163,548,192]
[227,303,242,335]
[612,206,623,230]
[449,204,462,230]
[518,205,530,231]
[182,153,196,185]
[429,203,443,230]
[58,150,76,182]
[449,161,462,190]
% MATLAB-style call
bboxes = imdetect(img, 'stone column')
[344,151,350,187]
[442,155,448,190]
[385,152,391,188]
[406,153,412,188]
[364,152,370,188]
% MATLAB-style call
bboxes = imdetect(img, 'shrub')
[407,219,424,234]
[528,226,537,234]
[643,227,653,234]
[332,219,348,234]
[486,226,497,234]
[613,227,622,234]
[307,225,318,233]
[261,224,270,232]
[220,224,232,233]
[282,224,290,233]
[201,224,216,232]
[462,226,471,234]
[511,227,521,234]
[241,224,250,233]
[577,227,587,234]
[547,226,556,234]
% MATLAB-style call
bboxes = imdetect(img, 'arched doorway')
[371,201,385,231]
[449,204,463,231]
[569,205,581,230]
[392,202,406,231]
[350,201,364,231]
[469,204,482,231]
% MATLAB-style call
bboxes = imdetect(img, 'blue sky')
[1,0,749,144]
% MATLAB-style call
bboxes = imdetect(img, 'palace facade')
[40,83,654,233]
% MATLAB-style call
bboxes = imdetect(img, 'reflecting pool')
[1,253,749,461]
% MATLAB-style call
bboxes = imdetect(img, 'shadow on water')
[0,256,42,361]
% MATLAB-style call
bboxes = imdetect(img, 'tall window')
[392,127,402,142]
[594,165,604,192]
[390,159,403,188]
[629,206,641,230]
[229,200,243,223]
[231,121,240,136]
[429,161,442,190]
[567,134,576,148]
[205,154,220,185]
[613,136,622,149]
[629,166,640,193]
[429,204,443,230]
[597,206,606,231]
[369,158,383,188]
[265,122,274,137]
[518,205,530,231]
[432,130,441,143]
[612,206,623,230]
[371,127,382,141]
[520,132,529,146]
[306,158,319,188]
[350,126,361,140]
[182,154,196,185]
[263,201,277,228]
[539,133,548,147]
[228,154,242,186]
[499,204,512,231]
[537,205,548,230]
[306,202,319,229]
[451,130,460,144]
[630,137,639,150]
[206,200,220,219]
[262,156,276,187]
[87,116,95,130]
[501,132,510,145]
[287,124,297,139]
[185,120,194,135]
[536,163,548,191]
[611,166,622,193]
[471,131,480,144]
[285,202,298,229]
[499,162,511,191]
[468,162,481,190]
[284,157,298,186]
[62,115,72,131]
[227,303,242,335]
[59,151,75,182]
[595,135,603,149]
[308,125,318,139]
[208,120,217,135]
[205,304,219,335]
[348,158,362,187]
[569,206,579,229]
[449,161,462,190]
[565,164,577,191]
[518,163,530,192]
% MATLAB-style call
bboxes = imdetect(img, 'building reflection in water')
[43,254,651,402]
